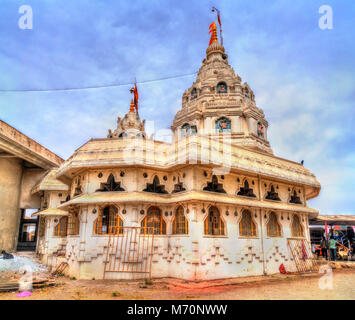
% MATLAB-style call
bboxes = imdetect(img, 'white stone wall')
[36,165,312,280]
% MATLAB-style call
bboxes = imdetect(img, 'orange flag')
[130,83,139,112]
[209,21,218,45]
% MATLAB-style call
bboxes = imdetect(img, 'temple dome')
[107,100,146,139]
[206,41,225,58]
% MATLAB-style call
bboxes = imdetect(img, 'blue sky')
[0,0,354,214]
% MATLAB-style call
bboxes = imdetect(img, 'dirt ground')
[0,268,354,300]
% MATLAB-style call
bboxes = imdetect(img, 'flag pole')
[212,7,223,45]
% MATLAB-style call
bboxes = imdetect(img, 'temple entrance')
[17,209,39,251]
[103,226,154,279]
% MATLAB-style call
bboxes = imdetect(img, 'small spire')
[129,99,135,112]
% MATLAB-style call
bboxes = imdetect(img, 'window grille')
[204,206,225,236]
[267,212,282,237]
[141,207,166,235]
[172,206,188,235]
[239,210,257,237]
[291,214,304,237]
[68,209,80,236]
[94,206,123,235]
[54,217,68,237]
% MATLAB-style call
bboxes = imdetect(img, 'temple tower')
[172,34,272,154]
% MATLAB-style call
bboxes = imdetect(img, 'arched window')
[143,175,168,194]
[239,210,257,237]
[217,82,228,94]
[289,190,302,204]
[96,173,125,192]
[291,215,304,237]
[141,207,166,235]
[54,216,68,237]
[204,206,225,236]
[191,88,198,100]
[257,122,264,138]
[216,117,231,133]
[237,180,256,198]
[68,209,80,236]
[94,206,123,235]
[265,185,281,201]
[172,206,188,235]
[181,123,191,138]
[203,175,226,193]
[267,212,282,237]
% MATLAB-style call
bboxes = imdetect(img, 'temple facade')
[32,27,321,280]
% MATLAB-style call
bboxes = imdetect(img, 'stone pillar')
[0,158,23,252]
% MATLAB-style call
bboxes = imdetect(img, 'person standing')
[320,235,327,259]
[329,236,337,261]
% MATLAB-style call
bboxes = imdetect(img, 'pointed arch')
[96,173,125,192]
[141,206,166,235]
[203,175,226,193]
[289,189,303,204]
[267,212,282,237]
[54,216,68,237]
[265,184,281,201]
[68,207,80,236]
[239,210,257,237]
[204,206,225,236]
[291,214,304,237]
[237,179,256,198]
[172,206,188,235]
[143,175,168,194]
[93,205,123,235]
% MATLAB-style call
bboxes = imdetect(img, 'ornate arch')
[239,209,257,237]
[265,184,281,201]
[204,206,225,236]
[140,206,166,235]
[266,211,282,237]
[289,188,303,204]
[96,173,125,192]
[54,216,68,237]
[143,175,168,194]
[291,214,304,237]
[237,178,256,198]
[93,205,124,235]
[172,205,188,235]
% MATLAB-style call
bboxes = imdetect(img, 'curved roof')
[58,190,318,217]
[56,135,320,197]
[31,208,68,217]
[31,169,69,194]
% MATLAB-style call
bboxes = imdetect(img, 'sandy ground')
[0,269,354,300]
